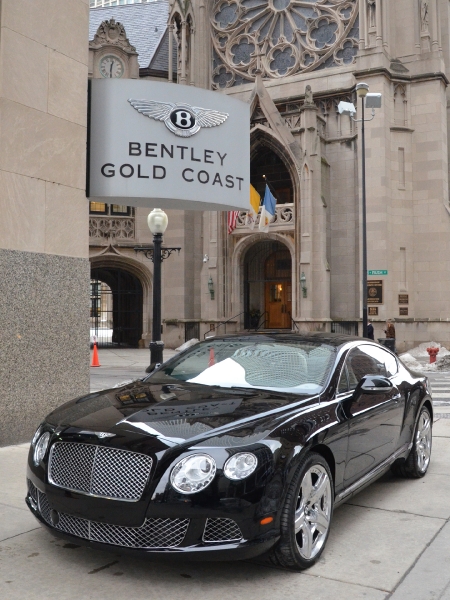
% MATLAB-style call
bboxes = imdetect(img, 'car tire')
[391,406,432,479]
[269,452,334,570]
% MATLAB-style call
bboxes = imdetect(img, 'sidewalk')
[1,349,450,599]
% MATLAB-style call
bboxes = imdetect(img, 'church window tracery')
[211,0,359,88]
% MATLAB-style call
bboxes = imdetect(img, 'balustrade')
[233,203,294,233]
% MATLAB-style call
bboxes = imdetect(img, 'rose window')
[212,0,359,88]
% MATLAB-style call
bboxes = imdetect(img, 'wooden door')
[265,281,292,328]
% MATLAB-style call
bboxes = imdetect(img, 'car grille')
[202,518,243,543]
[48,442,153,502]
[27,478,38,506]
[28,481,189,549]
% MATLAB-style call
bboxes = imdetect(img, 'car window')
[360,344,398,377]
[149,339,337,394]
[337,366,349,394]
[345,346,387,389]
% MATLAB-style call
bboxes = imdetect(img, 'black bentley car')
[26,333,432,570]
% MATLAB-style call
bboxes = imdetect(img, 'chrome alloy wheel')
[294,465,332,560]
[416,411,432,472]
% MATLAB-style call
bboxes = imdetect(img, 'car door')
[342,345,403,487]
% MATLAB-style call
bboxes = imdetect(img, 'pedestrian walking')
[367,321,374,340]
[384,319,396,353]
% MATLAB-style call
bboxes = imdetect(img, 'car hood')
[46,379,318,448]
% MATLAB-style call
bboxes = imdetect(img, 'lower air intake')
[30,484,189,549]
[202,518,243,543]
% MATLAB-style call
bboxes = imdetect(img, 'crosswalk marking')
[427,372,450,405]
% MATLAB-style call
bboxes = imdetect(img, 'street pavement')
[89,347,178,392]
[1,348,450,599]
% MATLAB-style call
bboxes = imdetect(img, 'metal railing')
[287,311,300,332]
[204,312,245,339]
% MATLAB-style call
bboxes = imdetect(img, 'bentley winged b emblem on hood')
[128,99,229,138]
[79,430,116,439]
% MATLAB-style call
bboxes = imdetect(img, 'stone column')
[168,23,173,82]
[375,0,383,47]
[430,0,440,51]
[299,90,330,321]
[359,0,367,49]
[189,24,195,85]
[382,0,390,49]
[180,20,187,85]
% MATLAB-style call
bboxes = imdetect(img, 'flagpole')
[262,175,277,197]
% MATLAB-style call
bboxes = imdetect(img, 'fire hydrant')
[426,347,440,363]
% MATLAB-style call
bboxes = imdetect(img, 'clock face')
[99,55,124,79]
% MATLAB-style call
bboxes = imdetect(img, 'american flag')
[227,211,239,234]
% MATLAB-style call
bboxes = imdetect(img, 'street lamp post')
[148,208,167,372]
[338,85,382,339]
[134,208,181,372]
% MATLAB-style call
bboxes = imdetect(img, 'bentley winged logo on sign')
[127,98,229,138]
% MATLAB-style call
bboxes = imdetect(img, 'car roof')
[204,331,361,349]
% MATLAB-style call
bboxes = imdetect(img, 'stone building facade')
[88,0,450,354]
[0,0,90,445]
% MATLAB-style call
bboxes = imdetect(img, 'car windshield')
[148,339,336,394]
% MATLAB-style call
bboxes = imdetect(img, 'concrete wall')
[0,0,90,445]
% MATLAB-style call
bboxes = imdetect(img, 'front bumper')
[26,479,279,561]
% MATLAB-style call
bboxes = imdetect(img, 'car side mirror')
[353,375,393,401]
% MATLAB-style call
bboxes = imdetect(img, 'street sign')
[368,270,388,276]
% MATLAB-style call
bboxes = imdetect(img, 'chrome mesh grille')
[48,442,153,501]
[35,490,189,549]
[203,518,243,543]
[37,489,51,524]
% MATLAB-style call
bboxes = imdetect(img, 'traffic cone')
[208,347,215,367]
[91,342,101,367]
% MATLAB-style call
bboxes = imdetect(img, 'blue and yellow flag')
[259,185,277,232]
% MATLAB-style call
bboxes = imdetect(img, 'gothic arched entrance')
[90,267,143,347]
[244,241,292,329]
[250,143,293,205]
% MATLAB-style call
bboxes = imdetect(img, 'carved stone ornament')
[212,0,359,89]
[420,1,429,33]
[304,84,314,106]
[89,18,137,54]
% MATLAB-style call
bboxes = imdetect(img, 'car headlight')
[224,452,258,480]
[170,454,216,494]
[31,424,44,446]
[33,432,51,466]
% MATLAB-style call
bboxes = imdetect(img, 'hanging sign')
[87,79,250,211]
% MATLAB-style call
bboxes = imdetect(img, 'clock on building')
[99,55,124,78]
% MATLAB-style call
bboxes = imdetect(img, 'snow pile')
[399,352,425,371]
[399,342,450,372]
[436,354,450,371]
[407,341,450,360]
[175,338,199,352]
